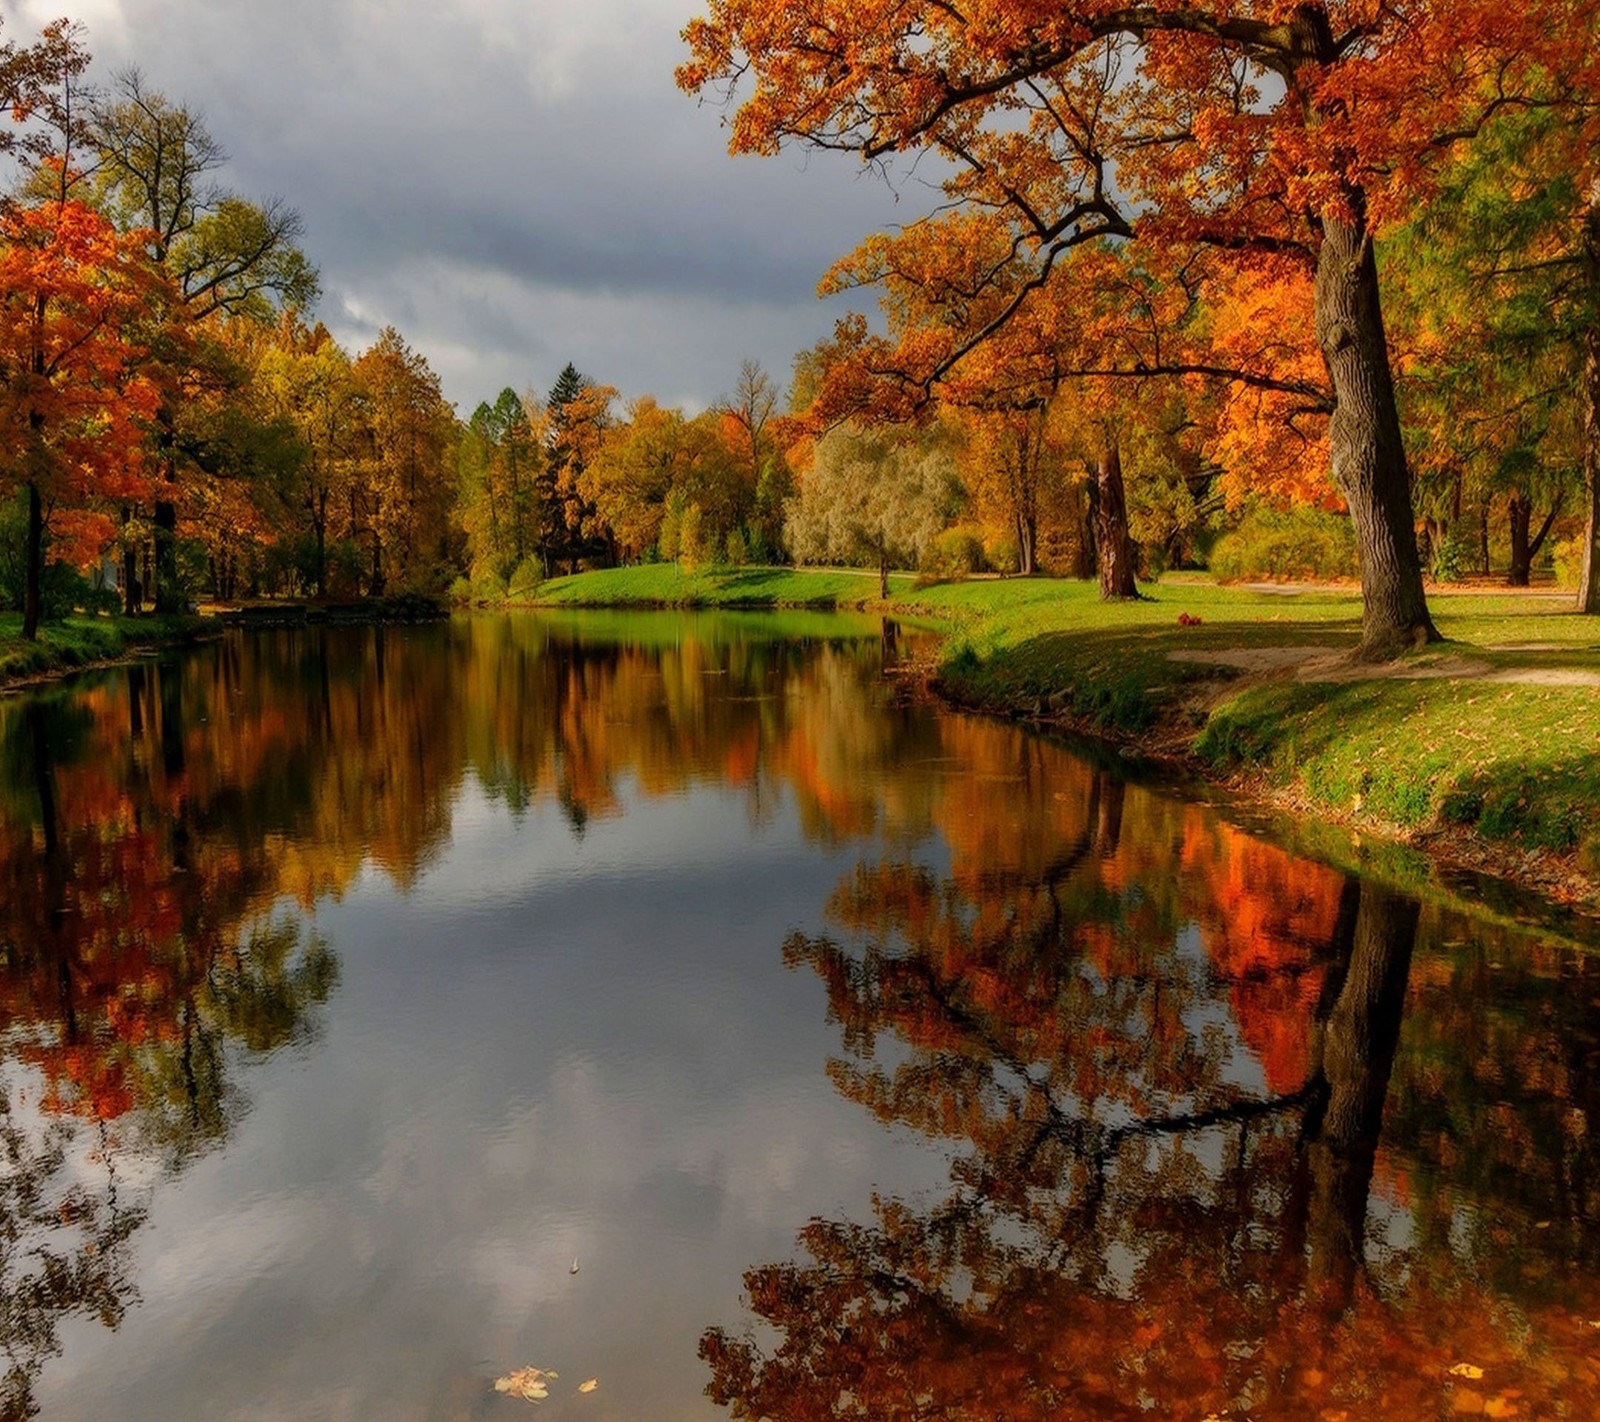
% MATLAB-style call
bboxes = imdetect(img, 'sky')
[2,0,914,413]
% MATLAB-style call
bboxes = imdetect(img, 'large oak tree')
[681,0,1600,656]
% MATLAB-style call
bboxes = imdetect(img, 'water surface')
[0,612,1596,1421]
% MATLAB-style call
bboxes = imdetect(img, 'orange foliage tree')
[0,199,167,637]
[681,0,1600,655]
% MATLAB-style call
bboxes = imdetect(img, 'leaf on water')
[1449,1363,1486,1380]
[495,1367,559,1402]
[579,1379,599,1394]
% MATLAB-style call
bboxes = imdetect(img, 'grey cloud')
[10,0,912,407]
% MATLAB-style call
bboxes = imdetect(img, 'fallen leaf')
[1449,1363,1486,1380]
[579,1379,599,1394]
[495,1367,559,1403]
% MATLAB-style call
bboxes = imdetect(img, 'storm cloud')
[4,0,912,410]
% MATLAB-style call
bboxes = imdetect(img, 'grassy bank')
[0,612,206,689]
[528,564,914,609]
[899,575,1600,885]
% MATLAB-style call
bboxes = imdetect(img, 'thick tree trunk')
[153,498,182,612]
[1095,444,1138,600]
[1580,194,1600,613]
[1314,215,1438,657]
[1508,496,1532,587]
[879,552,890,601]
[1304,880,1418,1298]
[22,481,43,641]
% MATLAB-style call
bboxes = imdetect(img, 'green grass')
[0,612,204,687]
[894,574,1600,867]
[898,575,1359,730]
[526,564,914,610]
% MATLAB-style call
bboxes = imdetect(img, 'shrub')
[506,555,545,601]
[1209,505,1358,582]
[724,527,749,567]
[1552,534,1585,590]
[921,527,987,580]
[984,533,1021,576]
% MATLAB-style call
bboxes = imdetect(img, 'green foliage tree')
[786,424,963,596]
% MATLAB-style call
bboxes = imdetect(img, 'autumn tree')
[257,324,365,596]
[89,69,317,611]
[0,199,166,638]
[681,0,1600,656]
[580,396,690,562]
[352,327,456,594]
[717,358,791,557]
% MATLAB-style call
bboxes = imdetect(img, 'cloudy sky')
[3,0,912,412]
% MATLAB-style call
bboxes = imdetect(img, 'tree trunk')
[1096,444,1137,600]
[22,480,43,641]
[1580,191,1600,613]
[1314,214,1438,657]
[1015,511,1037,577]
[1508,496,1532,587]
[1480,500,1491,576]
[153,498,182,612]
[122,506,140,615]
[1303,880,1418,1298]
[879,551,890,601]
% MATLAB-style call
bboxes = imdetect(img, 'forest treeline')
[2,11,1599,645]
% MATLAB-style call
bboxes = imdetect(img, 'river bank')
[524,567,1600,912]
[898,575,1600,911]
[0,612,211,693]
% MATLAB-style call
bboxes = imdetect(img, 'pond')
[0,612,1597,1421]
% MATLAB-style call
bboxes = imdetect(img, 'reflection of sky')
[41,771,957,1422]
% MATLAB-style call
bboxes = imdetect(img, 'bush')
[449,576,473,605]
[921,527,987,580]
[984,533,1021,576]
[724,527,750,567]
[506,555,545,601]
[1431,529,1476,583]
[1553,534,1585,590]
[1209,505,1358,582]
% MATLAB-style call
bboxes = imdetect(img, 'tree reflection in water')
[708,764,1600,1420]
[0,667,338,1420]
[0,619,1594,1419]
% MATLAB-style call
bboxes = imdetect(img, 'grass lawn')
[528,564,915,609]
[0,612,203,687]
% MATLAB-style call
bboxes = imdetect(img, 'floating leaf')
[495,1367,559,1403]
[1449,1363,1485,1380]
[578,1379,599,1394]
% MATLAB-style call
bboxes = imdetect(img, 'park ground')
[530,565,1600,909]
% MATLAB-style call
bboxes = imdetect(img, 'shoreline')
[9,584,1595,918]
[930,668,1600,922]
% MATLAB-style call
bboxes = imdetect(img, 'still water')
[1,612,1597,1421]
